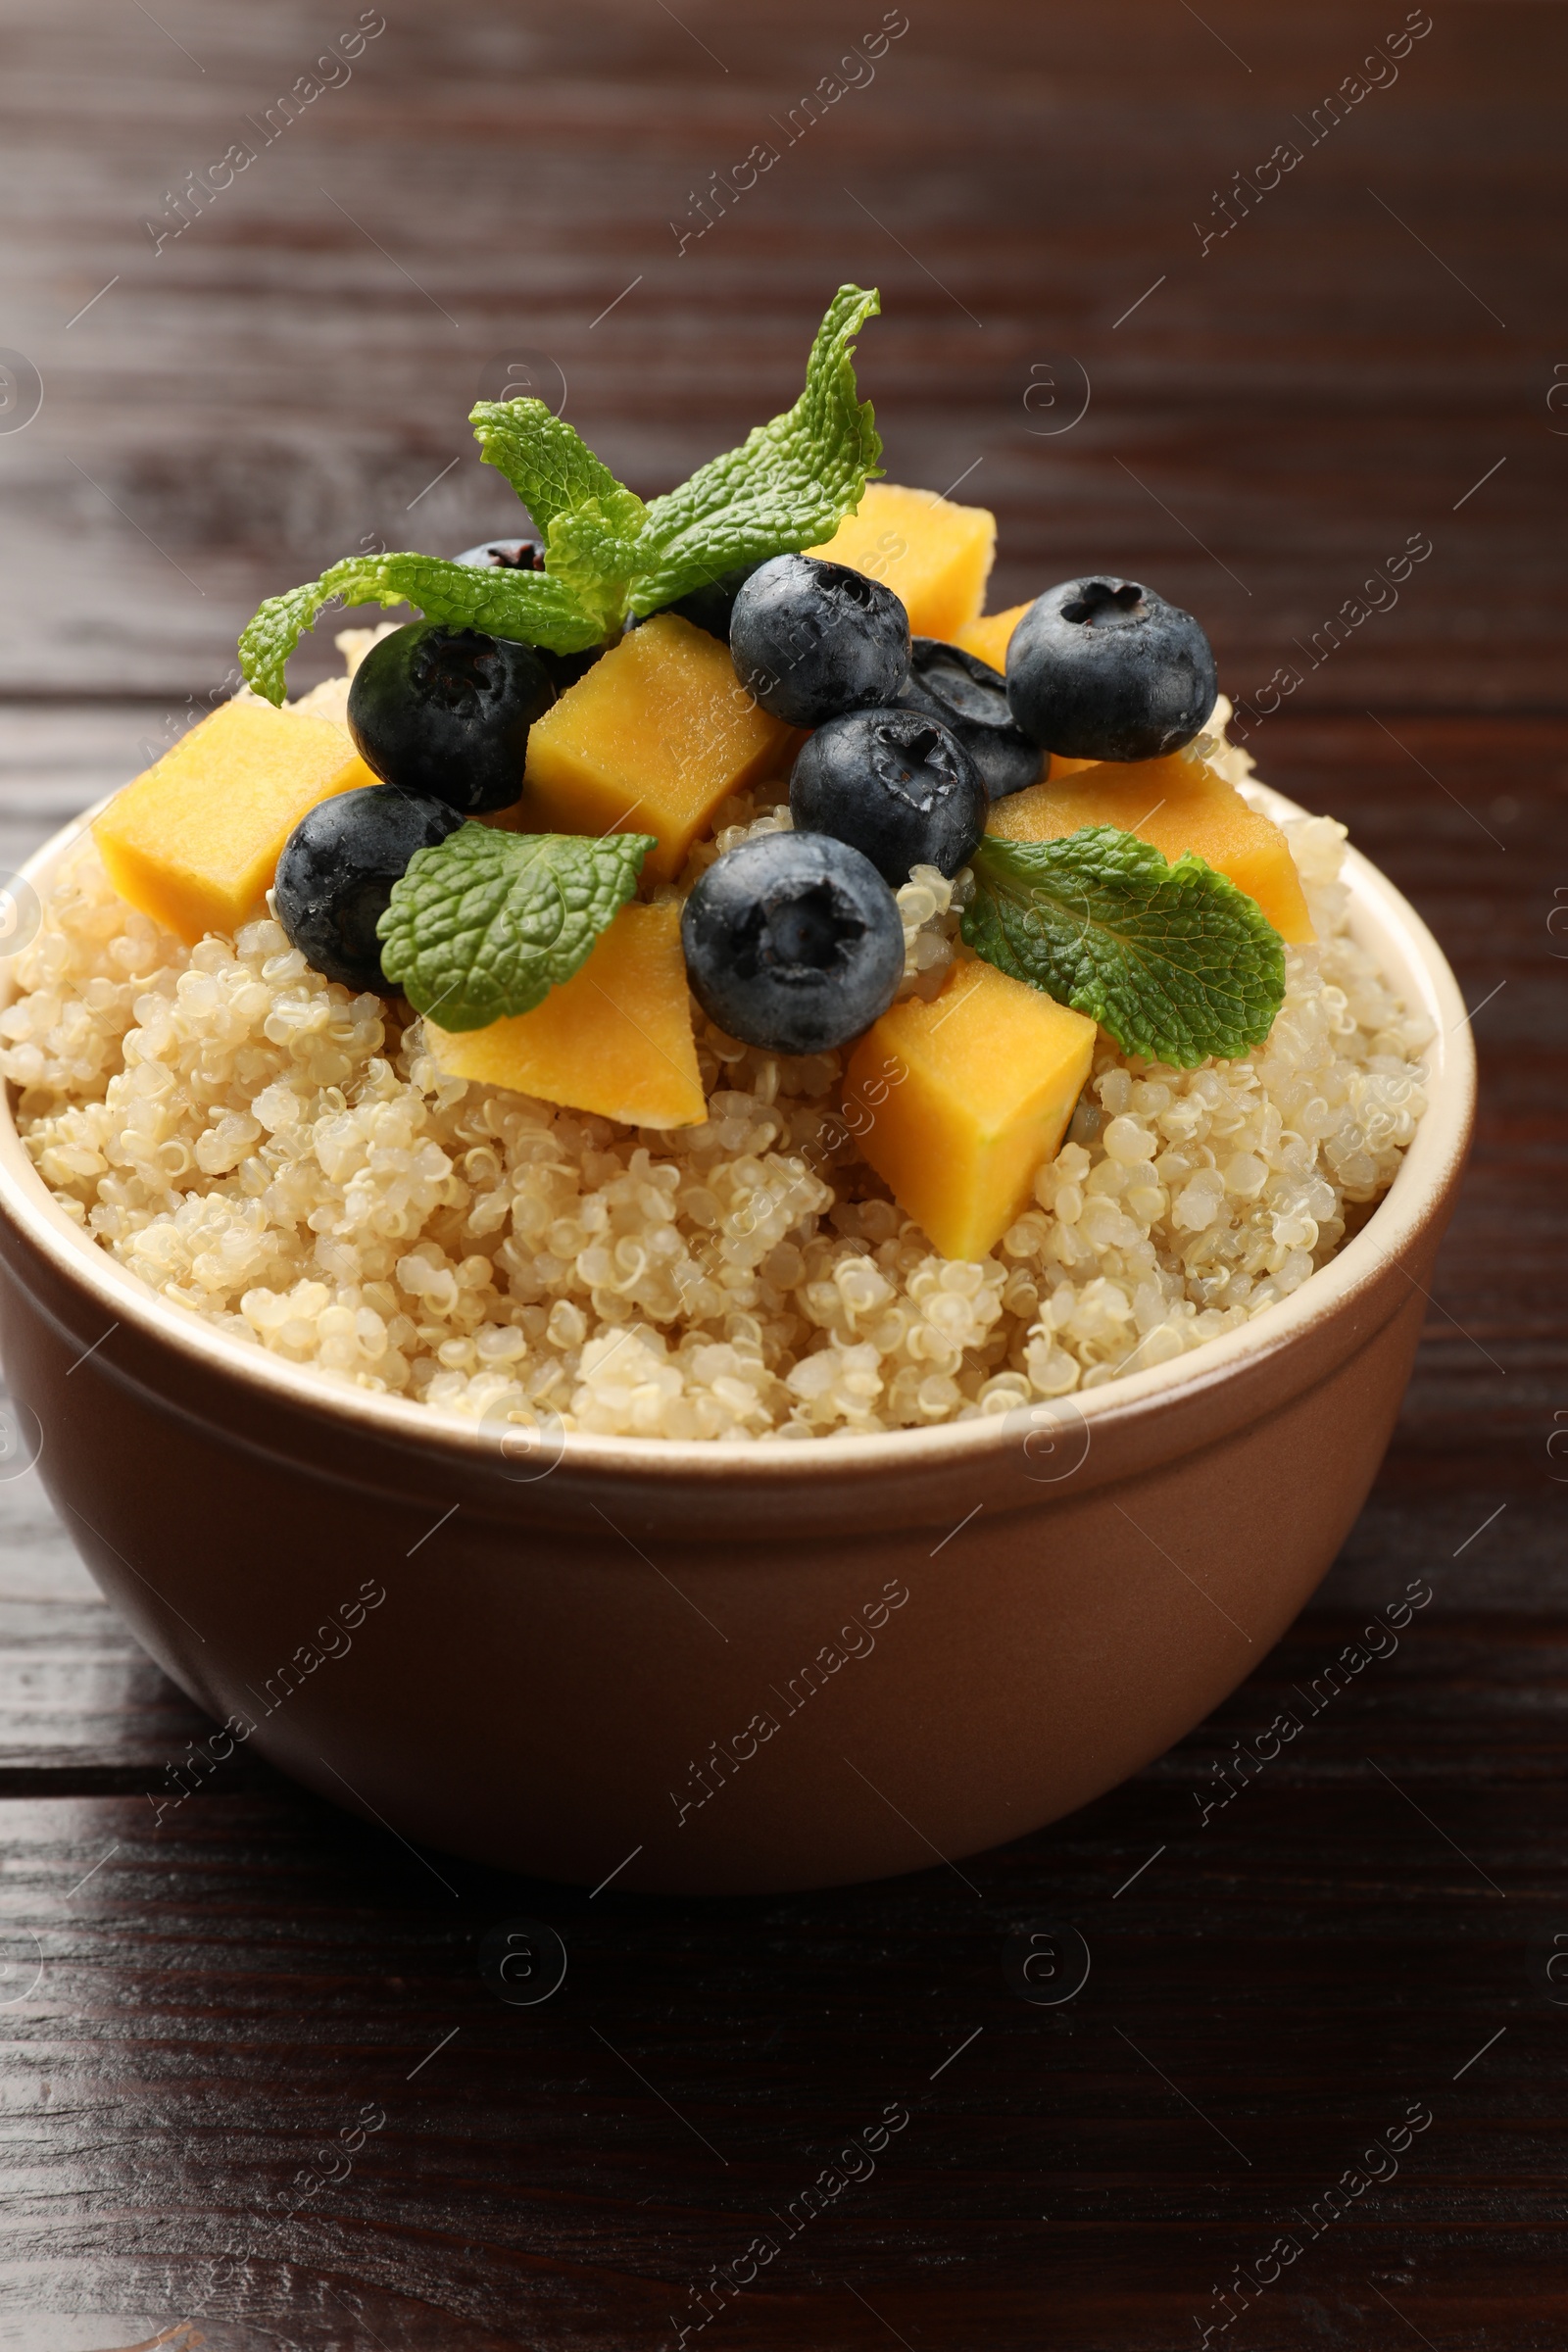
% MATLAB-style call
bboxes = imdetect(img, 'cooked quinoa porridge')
[1,638,1429,1443]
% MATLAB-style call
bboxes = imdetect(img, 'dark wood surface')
[1,6,1564,2347]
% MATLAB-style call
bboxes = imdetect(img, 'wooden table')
[0,6,1562,2345]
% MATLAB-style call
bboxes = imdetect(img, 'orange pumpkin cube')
[517,614,791,883]
[954,602,1030,672]
[94,700,377,945]
[426,902,705,1129]
[986,754,1314,945]
[808,483,996,640]
[846,957,1098,1261]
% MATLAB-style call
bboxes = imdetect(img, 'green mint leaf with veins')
[627,283,884,617]
[239,287,885,699]
[238,553,603,707]
[544,499,650,634]
[470,398,645,539]
[470,399,649,631]
[963,826,1287,1068]
[376,824,655,1033]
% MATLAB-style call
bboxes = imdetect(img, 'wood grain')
[0,2,1563,2346]
[0,705,1560,2351]
[0,1,1561,706]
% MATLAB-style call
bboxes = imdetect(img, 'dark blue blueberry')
[347,622,556,812]
[454,542,604,691]
[1004,576,1217,763]
[536,642,606,693]
[656,561,764,641]
[274,786,462,995]
[728,554,910,727]
[898,637,1043,801]
[680,831,905,1055]
[790,707,988,885]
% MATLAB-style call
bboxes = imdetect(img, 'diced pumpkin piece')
[954,602,1029,672]
[845,958,1097,1262]
[808,483,996,641]
[426,902,705,1130]
[94,700,377,945]
[986,753,1315,945]
[518,613,792,883]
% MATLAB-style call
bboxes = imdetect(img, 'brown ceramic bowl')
[0,783,1474,1893]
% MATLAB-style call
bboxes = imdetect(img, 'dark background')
[0,4,1564,2346]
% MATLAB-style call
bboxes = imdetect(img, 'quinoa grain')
[1,698,1429,1442]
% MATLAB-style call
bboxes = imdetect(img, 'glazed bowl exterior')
[0,785,1474,1893]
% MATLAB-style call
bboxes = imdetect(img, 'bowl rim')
[0,776,1476,1485]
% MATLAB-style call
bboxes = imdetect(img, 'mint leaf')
[238,553,603,706]
[470,398,644,539]
[963,826,1287,1068]
[239,289,885,698]
[544,499,650,634]
[627,284,883,617]
[377,824,655,1033]
[470,399,649,632]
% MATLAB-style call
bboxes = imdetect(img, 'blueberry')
[347,622,556,812]
[728,554,909,727]
[790,708,988,885]
[1005,576,1217,763]
[655,560,764,641]
[536,642,605,694]
[274,785,463,995]
[454,543,604,692]
[680,831,905,1055]
[898,638,1043,801]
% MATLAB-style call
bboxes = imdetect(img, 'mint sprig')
[377,824,655,1033]
[469,398,644,538]
[541,500,650,635]
[236,285,884,701]
[627,285,884,617]
[962,826,1287,1068]
[470,402,649,634]
[239,554,604,708]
